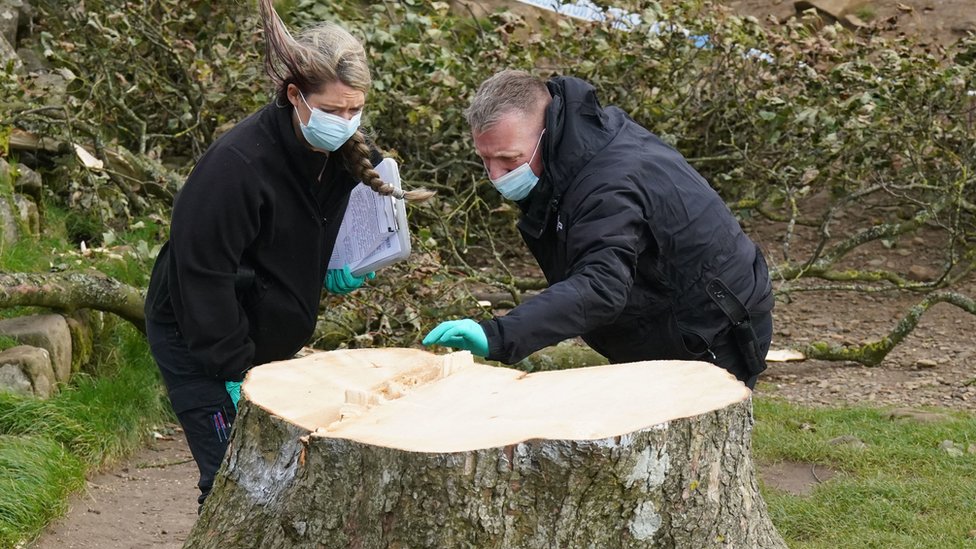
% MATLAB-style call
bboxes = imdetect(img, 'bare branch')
[802,291,976,366]
[0,272,146,332]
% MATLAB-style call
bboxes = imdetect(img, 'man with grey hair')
[423,70,774,388]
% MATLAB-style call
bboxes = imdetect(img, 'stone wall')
[0,0,90,398]
[1,0,44,245]
[0,311,100,398]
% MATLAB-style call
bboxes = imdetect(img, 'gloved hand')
[325,265,376,295]
[225,381,242,411]
[422,319,489,357]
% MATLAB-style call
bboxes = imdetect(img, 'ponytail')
[341,132,435,203]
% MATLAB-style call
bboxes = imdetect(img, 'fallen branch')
[9,125,181,203]
[0,271,146,332]
[802,291,976,366]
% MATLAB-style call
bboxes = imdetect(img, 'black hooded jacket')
[145,103,378,395]
[479,77,773,365]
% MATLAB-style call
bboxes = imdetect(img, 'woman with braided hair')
[144,0,432,511]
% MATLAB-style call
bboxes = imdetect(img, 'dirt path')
[29,435,198,549]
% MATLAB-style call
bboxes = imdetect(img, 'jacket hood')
[543,76,621,189]
[518,76,624,237]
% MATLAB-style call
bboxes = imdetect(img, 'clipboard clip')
[388,195,399,233]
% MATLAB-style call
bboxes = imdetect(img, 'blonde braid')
[342,131,435,202]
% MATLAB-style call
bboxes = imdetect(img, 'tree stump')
[184,348,786,549]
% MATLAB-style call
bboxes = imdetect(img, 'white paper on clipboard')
[328,158,411,277]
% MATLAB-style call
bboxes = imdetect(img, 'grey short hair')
[465,70,550,133]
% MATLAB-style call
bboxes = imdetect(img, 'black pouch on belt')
[706,278,767,376]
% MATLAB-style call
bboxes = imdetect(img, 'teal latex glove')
[422,319,489,357]
[325,265,376,295]
[225,381,241,411]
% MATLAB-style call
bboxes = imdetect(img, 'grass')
[0,212,67,274]
[0,192,175,546]
[0,335,19,352]
[0,323,172,460]
[86,214,168,287]
[854,6,877,22]
[0,203,167,287]
[0,435,85,545]
[753,397,976,549]
[0,304,172,547]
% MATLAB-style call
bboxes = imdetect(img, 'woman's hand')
[325,265,375,294]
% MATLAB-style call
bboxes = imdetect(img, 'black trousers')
[146,317,236,508]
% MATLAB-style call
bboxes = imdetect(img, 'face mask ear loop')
[529,128,546,165]
[298,91,314,127]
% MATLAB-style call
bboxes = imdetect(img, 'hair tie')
[391,188,406,200]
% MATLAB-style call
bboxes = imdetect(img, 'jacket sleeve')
[167,145,265,381]
[482,179,649,364]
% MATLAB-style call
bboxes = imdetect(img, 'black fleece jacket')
[146,103,377,384]
[480,77,773,365]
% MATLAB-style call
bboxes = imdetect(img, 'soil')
[724,0,975,50]
[26,1,976,548]
[28,435,197,549]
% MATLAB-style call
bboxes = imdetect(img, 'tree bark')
[185,349,786,549]
[0,271,145,332]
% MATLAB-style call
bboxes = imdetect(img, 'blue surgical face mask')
[299,91,361,152]
[490,130,545,201]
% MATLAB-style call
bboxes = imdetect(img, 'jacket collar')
[517,76,619,238]
[269,102,334,184]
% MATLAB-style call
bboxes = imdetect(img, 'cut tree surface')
[244,348,753,452]
[187,348,785,548]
